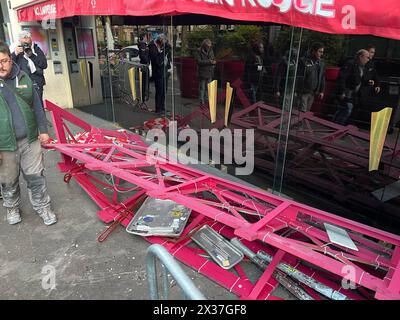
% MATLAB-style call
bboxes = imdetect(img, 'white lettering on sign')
[294,0,314,15]
[237,0,336,16]
[34,3,56,17]
[273,0,292,13]
[257,0,273,8]
[315,0,335,18]
[191,0,358,30]
[242,0,257,8]
[194,0,338,18]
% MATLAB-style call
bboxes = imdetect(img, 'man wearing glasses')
[0,42,57,226]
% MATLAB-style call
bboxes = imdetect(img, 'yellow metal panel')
[225,82,233,127]
[208,80,218,123]
[128,67,137,100]
[139,68,143,103]
[369,107,392,171]
[79,60,87,87]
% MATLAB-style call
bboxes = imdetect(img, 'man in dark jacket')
[273,49,298,103]
[10,30,48,107]
[195,39,216,105]
[149,34,167,114]
[0,42,57,226]
[243,41,265,104]
[363,44,381,95]
[138,33,150,66]
[332,49,371,125]
[296,42,325,112]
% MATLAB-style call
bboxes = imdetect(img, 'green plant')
[221,25,263,59]
[183,28,215,57]
[274,27,346,67]
[118,40,131,48]
[181,25,263,60]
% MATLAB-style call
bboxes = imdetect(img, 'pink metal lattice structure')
[175,81,400,223]
[45,100,400,300]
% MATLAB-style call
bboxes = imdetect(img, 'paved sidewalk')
[0,108,258,300]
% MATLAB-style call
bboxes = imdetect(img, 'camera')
[21,43,32,55]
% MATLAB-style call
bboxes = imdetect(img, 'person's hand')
[318,92,324,99]
[211,60,216,65]
[25,48,33,57]
[375,86,381,94]
[368,80,375,86]
[38,133,50,144]
[340,93,346,100]
[275,91,281,97]
[15,46,24,56]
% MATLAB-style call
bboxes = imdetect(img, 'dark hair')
[0,42,11,56]
[310,42,324,52]
[365,44,376,50]
[252,41,263,53]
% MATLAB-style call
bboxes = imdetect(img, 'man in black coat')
[296,42,325,112]
[332,49,371,125]
[149,34,167,114]
[243,41,265,104]
[273,48,298,104]
[195,39,216,105]
[10,30,47,107]
[363,44,381,96]
[138,33,150,66]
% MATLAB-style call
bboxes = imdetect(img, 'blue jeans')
[199,78,212,105]
[249,84,258,104]
[333,101,354,125]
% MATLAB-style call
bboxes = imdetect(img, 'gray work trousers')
[0,138,51,212]
[298,93,315,112]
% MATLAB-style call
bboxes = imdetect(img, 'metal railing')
[146,244,206,300]
[111,60,150,109]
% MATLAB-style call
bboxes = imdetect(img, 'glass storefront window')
[87,18,400,234]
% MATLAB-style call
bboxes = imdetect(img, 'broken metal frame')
[45,100,400,300]
[230,102,400,220]
[175,81,400,221]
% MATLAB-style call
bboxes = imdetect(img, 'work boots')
[6,207,22,225]
[37,206,57,226]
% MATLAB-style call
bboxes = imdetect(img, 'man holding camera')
[10,30,47,106]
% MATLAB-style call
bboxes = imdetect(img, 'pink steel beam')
[45,100,400,300]
[184,87,397,218]
[166,86,399,217]
[231,102,400,174]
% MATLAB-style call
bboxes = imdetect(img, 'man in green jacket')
[0,42,57,226]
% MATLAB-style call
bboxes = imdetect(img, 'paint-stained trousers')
[0,138,51,212]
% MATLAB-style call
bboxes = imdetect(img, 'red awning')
[16,0,400,40]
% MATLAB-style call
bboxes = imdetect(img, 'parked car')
[118,45,140,63]
[118,45,152,78]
